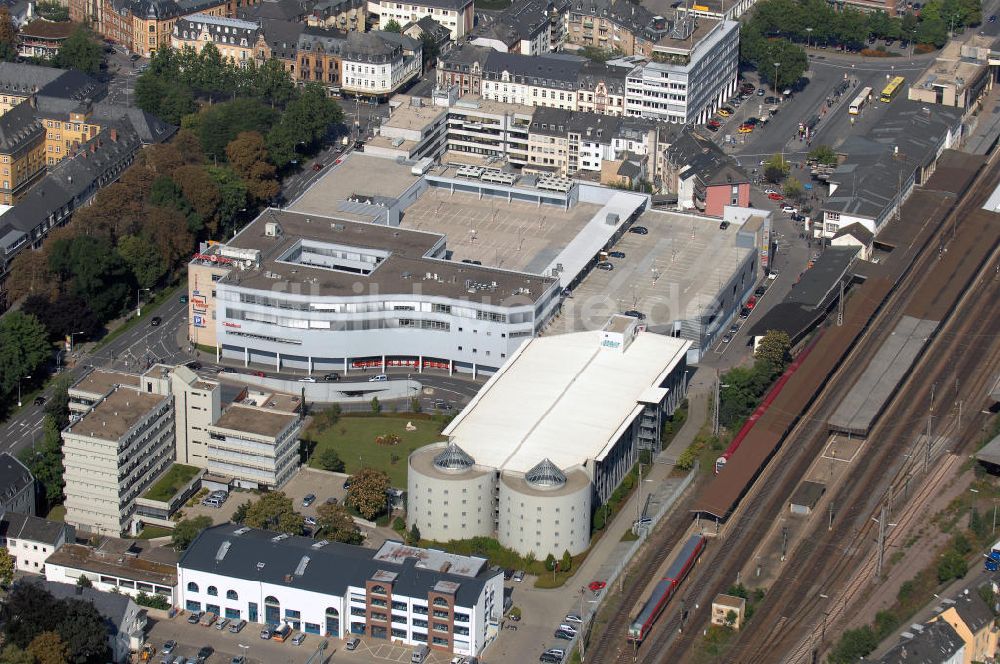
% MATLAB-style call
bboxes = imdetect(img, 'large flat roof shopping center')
[187,152,767,376]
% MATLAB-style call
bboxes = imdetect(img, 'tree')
[75,575,92,588]
[48,236,133,321]
[383,19,402,32]
[206,166,248,236]
[174,165,222,234]
[232,500,251,524]
[724,609,738,628]
[808,144,837,166]
[828,626,878,663]
[370,396,382,414]
[407,522,421,545]
[243,492,302,534]
[21,416,64,508]
[0,645,34,664]
[266,83,343,168]
[0,7,16,62]
[117,235,167,290]
[763,153,790,184]
[28,631,70,664]
[560,550,572,573]
[346,468,391,520]
[4,249,57,303]
[937,549,968,583]
[316,502,363,544]
[0,311,50,398]
[783,177,805,202]
[191,98,279,163]
[21,294,100,343]
[36,2,70,21]
[53,26,103,75]
[420,32,440,67]
[0,547,13,587]
[171,515,213,550]
[58,597,112,663]
[317,448,346,472]
[44,375,72,430]
[544,553,557,571]
[226,132,279,204]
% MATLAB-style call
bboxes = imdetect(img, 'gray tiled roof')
[342,30,419,61]
[31,579,137,634]
[872,621,964,664]
[472,0,566,45]
[941,589,995,634]
[257,17,306,56]
[0,61,64,96]
[180,524,497,608]
[89,104,176,144]
[823,101,963,220]
[0,511,74,545]
[567,0,665,41]
[0,453,32,506]
[666,129,748,186]
[237,0,313,21]
[0,101,44,151]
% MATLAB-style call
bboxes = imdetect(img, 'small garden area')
[303,410,447,487]
[142,464,200,502]
[423,535,589,589]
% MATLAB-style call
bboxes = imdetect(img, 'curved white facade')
[498,468,592,557]
[408,443,497,543]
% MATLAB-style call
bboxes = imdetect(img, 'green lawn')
[143,464,200,502]
[45,505,66,522]
[137,525,174,539]
[306,415,445,487]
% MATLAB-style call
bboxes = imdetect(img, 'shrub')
[135,591,170,610]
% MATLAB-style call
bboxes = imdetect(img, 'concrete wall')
[497,470,592,557]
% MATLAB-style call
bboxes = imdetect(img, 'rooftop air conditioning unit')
[265,221,282,237]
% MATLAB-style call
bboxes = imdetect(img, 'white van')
[368,374,388,382]
[411,645,429,663]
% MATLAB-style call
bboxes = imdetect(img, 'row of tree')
[717,331,792,431]
[0,583,110,664]
[744,0,980,52]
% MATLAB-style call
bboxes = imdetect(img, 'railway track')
[613,152,1000,663]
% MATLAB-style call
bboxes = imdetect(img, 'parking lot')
[402,188,598,273]
[148,614,460,664]
[545,209,755,334]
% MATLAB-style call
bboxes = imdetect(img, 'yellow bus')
[879,76,905,103]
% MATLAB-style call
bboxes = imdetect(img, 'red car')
[767,192,785,201]
[312,162,324,171]
[588,581,607,592]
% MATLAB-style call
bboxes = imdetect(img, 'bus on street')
[849,86,873,115]
[880,76,905,103]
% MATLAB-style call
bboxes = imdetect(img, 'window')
[227,590,238,600]
[187,582,199,593]
[207,586,218,596]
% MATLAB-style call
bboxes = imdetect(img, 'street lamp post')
[136,287,150,317]
[69,330,85,354]
[238,644,249,663]
[17,375,29,408]
[773,62,781,97]
[805,27,813,48]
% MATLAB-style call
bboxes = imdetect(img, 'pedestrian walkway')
[965,87,1000,155]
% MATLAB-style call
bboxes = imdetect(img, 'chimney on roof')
[110,128,118,142]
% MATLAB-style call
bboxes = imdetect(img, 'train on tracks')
[627,534,707,644]
[714,338,820,474]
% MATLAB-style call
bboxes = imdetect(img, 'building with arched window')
[178,525,503,658]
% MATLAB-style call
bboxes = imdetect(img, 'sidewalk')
[964,86,1000,155]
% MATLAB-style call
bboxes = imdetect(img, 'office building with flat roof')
[408,316,690,557]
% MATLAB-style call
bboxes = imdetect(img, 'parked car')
[629,226,649,235]
[185,361,202,370]
[369,373,388,382]
[230,658,246,664]
[434,400,453,411]
[763,187,778,195]
[717,108,732,117]
[163,641,177,654]
[622,310,645,320]
[596,262,614,271]
[325,497,339,505]
[228,620,246,634]
[304,516,318,527]
[292,633,306,646]
[323,372,340,381]
[196,646,213,663]
[557,624,577,634]
[312,163,324,171]
[764,96,780,104]
[633,516,653,527]
[608,250,625,258]
[343,477,352,489]
[260,626,273,640]
[781,205,797,214]
[554,629,575,641]
[705,123,719,132]
[302,494,316,507]
[722,334,733,344]
[215,618,229,631]
[187,612,202,625]
[767,193,785,201]
[563,614,583,624]
[298,377,316,383]
[513,570,525,582]
[588,581,607,592]
[345,637,361,651]
[33,396,46,406]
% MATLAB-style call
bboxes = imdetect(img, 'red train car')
[714,337,820,474]
[627,534,707,644]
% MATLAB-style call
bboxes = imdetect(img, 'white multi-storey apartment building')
[61,387,174,536]
[179,526,504,658]
[370,0,473,39]
[341,31,422,99]
[624,18,739,125]
[205,405,300,490]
